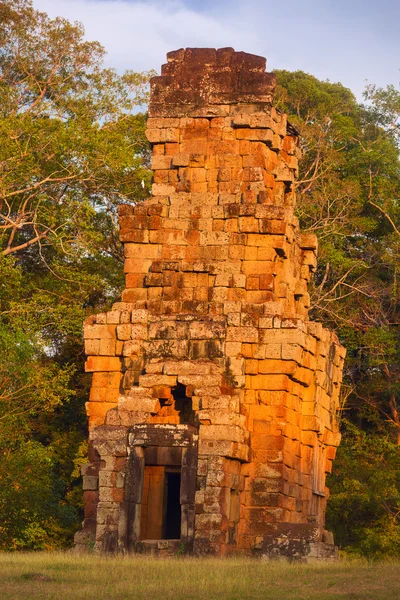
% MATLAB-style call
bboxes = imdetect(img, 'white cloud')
[34,0,259,73]
[32,0,400,99]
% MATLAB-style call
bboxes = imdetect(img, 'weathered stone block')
[85,356,121,372]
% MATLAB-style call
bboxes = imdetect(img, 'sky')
[33,0,399,100]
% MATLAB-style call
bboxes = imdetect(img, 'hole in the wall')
[172,382,195,425]
[157,383,195,425]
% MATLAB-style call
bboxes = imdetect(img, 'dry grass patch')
[1,552,399,600]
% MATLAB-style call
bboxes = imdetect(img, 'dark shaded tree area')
[0,0,399,555]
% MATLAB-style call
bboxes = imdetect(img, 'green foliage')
[364,83,400,146]
[327,420,400,557]
[0,0,153,550]
[275,70,400,555]
[0,441,77,550]
[276,69,400,434]
[0,0,153,260]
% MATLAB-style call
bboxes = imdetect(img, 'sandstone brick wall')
[75,48,345,559]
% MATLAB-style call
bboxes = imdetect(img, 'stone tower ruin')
[75,48,346,559]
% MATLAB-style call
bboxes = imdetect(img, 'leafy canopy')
[0,0,153,549]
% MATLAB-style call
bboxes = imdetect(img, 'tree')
[0,0,152,258]
[275,70,400,439]
[0,0,153,549]
[275,70,400,554]
[327,420,400,557]
[365,82,400,144]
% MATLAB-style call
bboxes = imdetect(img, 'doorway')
[165,471,181,539]
[124,423,198,553]
[140,465,182,540]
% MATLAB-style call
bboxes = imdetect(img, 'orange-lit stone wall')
[75,48,345,559]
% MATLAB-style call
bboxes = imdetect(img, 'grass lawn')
[1,552,400,600]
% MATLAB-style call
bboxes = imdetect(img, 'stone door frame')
[118,423,198,553]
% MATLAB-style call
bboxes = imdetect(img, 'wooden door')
[140,466,165,540]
